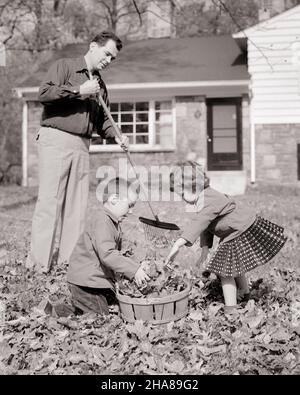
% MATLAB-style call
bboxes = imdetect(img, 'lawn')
[0,184,299,375]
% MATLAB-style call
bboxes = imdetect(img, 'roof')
[18,35,249,88]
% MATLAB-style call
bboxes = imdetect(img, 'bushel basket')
[116,284,191,325]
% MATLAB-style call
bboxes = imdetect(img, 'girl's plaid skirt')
[206,216,287,278]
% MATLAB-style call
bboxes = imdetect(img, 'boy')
[66,177,149,315]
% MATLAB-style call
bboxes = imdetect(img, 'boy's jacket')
[67,208,139,289]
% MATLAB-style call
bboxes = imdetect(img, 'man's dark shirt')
[38,57,115,139]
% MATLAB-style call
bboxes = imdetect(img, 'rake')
[95,88,180,246]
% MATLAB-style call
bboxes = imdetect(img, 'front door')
[207,98,243,171]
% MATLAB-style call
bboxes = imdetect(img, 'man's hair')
[102,177,139,204]
[91,31,123,51]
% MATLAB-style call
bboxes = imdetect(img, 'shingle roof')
[18,35,249,88]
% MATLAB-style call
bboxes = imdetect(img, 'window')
[90,100,175,151]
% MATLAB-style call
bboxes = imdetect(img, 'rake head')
[139,216,180,248]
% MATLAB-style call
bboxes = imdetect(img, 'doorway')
[207,98,243,171]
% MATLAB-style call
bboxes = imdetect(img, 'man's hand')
[79,79,101,96]
[134,267,150,287]
[115,135,129,151]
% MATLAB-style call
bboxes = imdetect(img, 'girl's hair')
[170,161,210,195]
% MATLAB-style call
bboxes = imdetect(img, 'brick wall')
[255,124,300,183]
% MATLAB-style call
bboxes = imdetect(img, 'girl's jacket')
[181,187,256,248]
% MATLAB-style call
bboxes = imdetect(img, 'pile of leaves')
[117,259,188,298]
[0,184,299,375]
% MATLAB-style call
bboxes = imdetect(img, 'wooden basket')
[116,284,191,325]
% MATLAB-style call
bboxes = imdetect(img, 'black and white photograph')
[0,0,299,377]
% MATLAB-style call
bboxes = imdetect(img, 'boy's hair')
[102,177,139,204]
[91,31,123,51]
[170,161,210,195]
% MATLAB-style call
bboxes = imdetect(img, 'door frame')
[207,98,243,171]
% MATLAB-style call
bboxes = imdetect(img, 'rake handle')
[96,91,159,222]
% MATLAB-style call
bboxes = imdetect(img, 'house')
[15,35,250,195]
[233,4,300,184]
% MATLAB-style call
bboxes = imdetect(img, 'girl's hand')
[165,238,187,268]
[165,245,180,267]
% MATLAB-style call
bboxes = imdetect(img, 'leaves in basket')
[117,260,187,298]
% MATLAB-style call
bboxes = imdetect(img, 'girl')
[165,161,287,313]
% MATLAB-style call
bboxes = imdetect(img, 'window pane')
[136,113,148,122]
[213,137,237,153]
[156,112,172,122]
[136,135,149,144]
[121,125,133,134]
[121,113,133,122]
[110,103,118,112]
[136,124,149,134]
[155,101,172,110]
[136,102,149,111]
[112,113,118,122]
[214,128,237,138]
[121,102,134,111]
[127,135,134,144]
[213,105,236,129]
[155,123,173,146]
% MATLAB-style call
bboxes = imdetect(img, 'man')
[26,31,128,274]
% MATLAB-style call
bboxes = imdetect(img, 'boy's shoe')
[36,299,75,317]
[52,303,76,317]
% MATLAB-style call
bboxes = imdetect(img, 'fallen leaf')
[246,314,265,329]
[69,354,86,365]
[165,359,185,373]
[189,310,204,321]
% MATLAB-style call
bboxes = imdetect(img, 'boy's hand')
[134,267,150,287]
